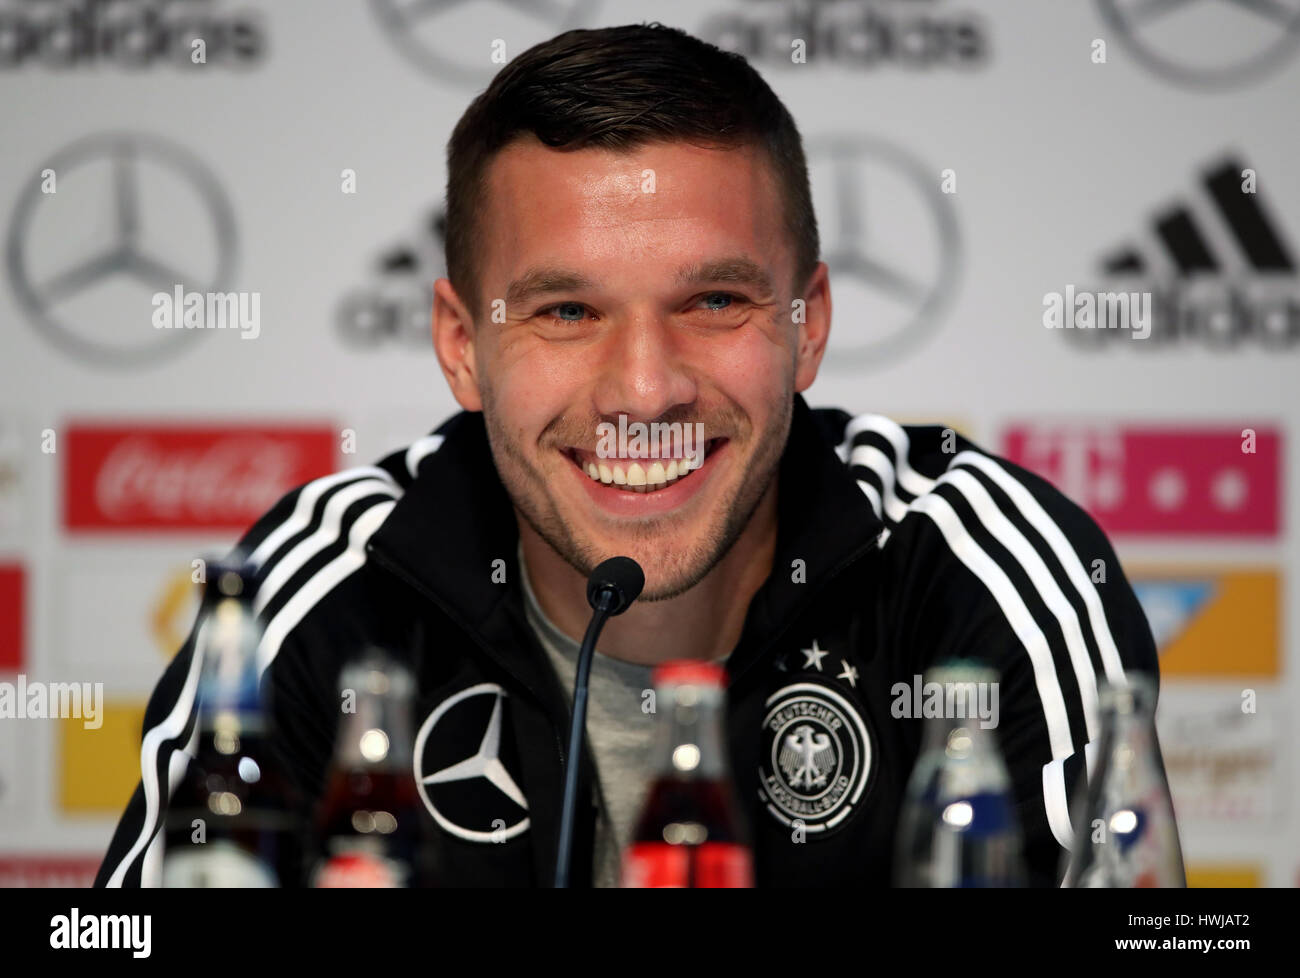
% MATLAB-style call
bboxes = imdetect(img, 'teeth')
[580,443,716,493]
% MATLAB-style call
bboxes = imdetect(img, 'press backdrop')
[0,0,1295,887]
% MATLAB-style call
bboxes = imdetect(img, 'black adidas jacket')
[95,396,1163,887]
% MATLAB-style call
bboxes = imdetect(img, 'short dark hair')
[444,22,819,316]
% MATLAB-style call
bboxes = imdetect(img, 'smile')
[563,439,725,494]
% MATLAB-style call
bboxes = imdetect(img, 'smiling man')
[98,23,1170,888]
[438,131,813,668]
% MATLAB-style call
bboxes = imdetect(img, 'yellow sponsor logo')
[1185,865,1261,888]
[1131,568,1279,678]
[59,701,146,814]
[151,565,200,658]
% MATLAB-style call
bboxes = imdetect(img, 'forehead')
[479,137,789,276]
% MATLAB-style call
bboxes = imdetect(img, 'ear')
[793,262,832,393]
[433,277,483,412]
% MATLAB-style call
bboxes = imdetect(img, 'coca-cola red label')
[622,843,753,888]
[1002,424,1281,538]
[313,850,406,888]
[64,424,335,531]
[0,855,101,887]
[0,564,22,671]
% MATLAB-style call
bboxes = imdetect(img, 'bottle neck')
[1108,710,1154,746]
[1096,679,1160,780]
[332,690,414,772]
[195,596,264,742]
[1097,700,1160,791]
[920,714,1001,750]
[919,718,1011,794]
[650,682,729,780]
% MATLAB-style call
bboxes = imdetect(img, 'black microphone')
[554,556,645,888]
[584,555,645,617]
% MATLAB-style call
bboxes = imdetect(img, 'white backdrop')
[0,0,1295,887]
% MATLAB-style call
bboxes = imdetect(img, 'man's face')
[443,139,823,600]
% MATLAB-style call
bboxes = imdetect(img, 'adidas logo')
[1065,154,1299,349]
[335,208,445,349]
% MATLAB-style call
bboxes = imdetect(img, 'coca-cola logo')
[0,856,102,888]
[65,424,336,531]
[96,435,298,522]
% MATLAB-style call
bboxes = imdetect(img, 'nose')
[592,312,697,421]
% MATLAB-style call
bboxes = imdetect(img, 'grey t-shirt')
[518,547,658,888]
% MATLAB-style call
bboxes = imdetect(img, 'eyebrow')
[504,268,595,310]
[502,256,776,311]
[676,257,774,296]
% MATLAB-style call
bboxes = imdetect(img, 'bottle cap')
[653,659,727,687]
[201,555,259,602]
[1099,673,1156,714]
[923,658,1000,688]
[338,647,415,699]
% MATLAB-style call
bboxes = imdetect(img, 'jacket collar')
[366,395,884,687]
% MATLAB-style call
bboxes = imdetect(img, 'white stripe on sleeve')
[950,451,1127,686]
[910,492,1076,761]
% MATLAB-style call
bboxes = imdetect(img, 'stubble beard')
[480,388,793,602]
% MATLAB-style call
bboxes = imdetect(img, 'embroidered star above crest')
[837,659,859,688]
[801,639,829,671]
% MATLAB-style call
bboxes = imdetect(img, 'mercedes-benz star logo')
[6,132,237,367]
[1097,0,1300,90]
[414,683,530,843]
[807,134,961,370]
[369,0,601,84]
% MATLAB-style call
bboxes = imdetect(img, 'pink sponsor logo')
[65,425,335,531]
[1002,425,1281,538]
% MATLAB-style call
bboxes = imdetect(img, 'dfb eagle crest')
[758,682,873,835]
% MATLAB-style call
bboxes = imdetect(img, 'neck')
[518,483,779,666]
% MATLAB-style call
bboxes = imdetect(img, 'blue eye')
[546,302,586,322]
[701,293,733,311]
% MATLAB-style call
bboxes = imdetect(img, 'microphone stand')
[553,555,643,888]
[553,588,615,888]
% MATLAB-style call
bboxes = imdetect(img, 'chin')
[608,546,709,603]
